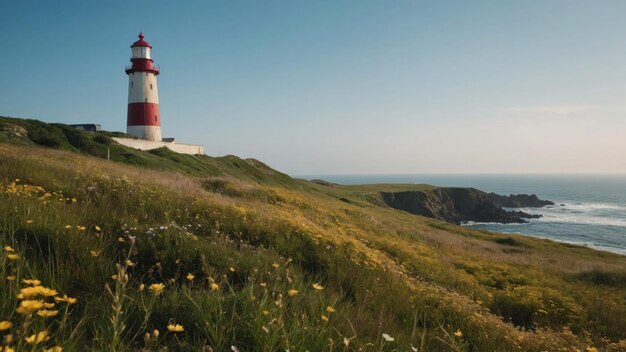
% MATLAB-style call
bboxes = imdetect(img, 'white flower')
[382,333,395,342]
[231,346,239,352]
[262,326,269,334]
[343,337,350,347]
[411,345,418,352]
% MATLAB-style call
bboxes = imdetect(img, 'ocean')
[298,174,626,256]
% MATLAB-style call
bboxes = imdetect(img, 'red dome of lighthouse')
[131,33,152,48]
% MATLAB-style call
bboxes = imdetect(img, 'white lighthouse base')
[112,137,204,155]
[127,125,162,142]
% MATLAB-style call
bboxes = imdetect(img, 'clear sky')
[2,1,626,175]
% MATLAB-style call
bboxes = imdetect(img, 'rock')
[488,193,554,208]
[379,188,551,225]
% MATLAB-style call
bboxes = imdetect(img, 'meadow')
[1,116,626,351]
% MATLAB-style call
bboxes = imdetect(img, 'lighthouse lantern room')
[125,33,161,141]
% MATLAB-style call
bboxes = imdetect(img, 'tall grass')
[0,140,625,351]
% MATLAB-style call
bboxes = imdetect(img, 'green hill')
[1,116,625,351]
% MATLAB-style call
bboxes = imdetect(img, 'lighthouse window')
[154,115,157,122]
[150,84,153,90]
[131,81,134,87]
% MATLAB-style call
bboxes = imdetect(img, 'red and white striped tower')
[125,33,161,141]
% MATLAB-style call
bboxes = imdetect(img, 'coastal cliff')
[380,188,549,224]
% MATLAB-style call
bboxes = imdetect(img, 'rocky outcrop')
[488,193,554,208]
[379,188,550,225]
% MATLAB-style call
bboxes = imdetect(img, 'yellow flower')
[25,330,48,344]
[117,237,125,243]
[586,348,599,352]
[454,329,463,337]
[0,320,12,330]
[229,267,235,272]
[326,306,335,313]
[149,283,165,295]
[95,225,102,231]
[3,245,14,252]
[43,302,55,308]
[77,226,86,231]
[261,310,270,316]
[287,289,298,296]
[126,260,135,267]
[17,300,44,315]
[7,254,19,261]
[89,250,99,257]
[44,347,63,352]
[71,198,77,203]
[321,314,329,322]
[210,283,219,291]
[64,225,72,229]
[167,324,184,332]
[259,282,267,288]
[272,263,280,269]
[111,275,118,280]
[22,279,41,286]
[7,275,16,282]
[18,286,40,299]
[35,286,58,297]
[312,283,324,290]
[54,295,77,304]
[186,273,195,281]
[139,283,145,292]
[37,309,59,318]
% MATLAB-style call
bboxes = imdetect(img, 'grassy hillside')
[1,117,626,351]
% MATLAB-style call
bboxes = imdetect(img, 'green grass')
[1,117,626,351]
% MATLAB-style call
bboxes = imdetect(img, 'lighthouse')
[125,33,161,141]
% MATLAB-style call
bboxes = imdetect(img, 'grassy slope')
[1,117,626,351]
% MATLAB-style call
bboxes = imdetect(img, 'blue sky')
[2,1,626,174]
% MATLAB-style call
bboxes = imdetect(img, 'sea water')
[298,174,626,256]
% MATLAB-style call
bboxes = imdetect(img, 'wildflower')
[17,300,44,315]
[64,225,72,229]
[22,279,41,286]
[0,321,12,331]
[118,237,125,243]
[45,346,63,352]
[26,220,33,224]
[37,309,59,318]
[89,250,99,257]
[186,273,195,281]
[454,329,463,337]
[262,326,269,333]
[3,245,14,252]
[586,348,599,352]
[139,283,145,292]
[312,283,324,290]
[35,286,58,297]
[152,329,159,338]
[7,275,16,282]
[272,263,280,269]
[210,283,219,291]
[95,225,102,231]
[43,303,55,308]
[260,282,267,288]
[326,306,335,313]
[7,254,19,261]
[321,314,329,322]
[287,289,298,296]
[25,330,48,344]
[262,310,270,315]
[149,283,165,295]
[175,259,181,264]
[71,198,77,203]
[231,346,239,352]
[382,333,395,342]
[229,267,235,272]
[111,275,118,280]
[126,260,135,267]
[343,337,350,347]
[55,295,77,304]
[77,226,86,231]
[18,286,40,298]
[167,324,184,332]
